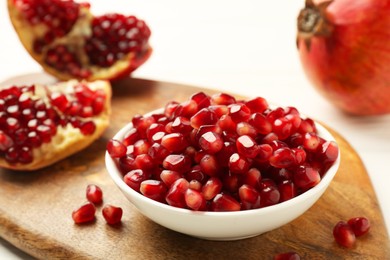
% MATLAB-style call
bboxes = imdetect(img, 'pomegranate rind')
[0,80,112,171]
[7,0,152,82]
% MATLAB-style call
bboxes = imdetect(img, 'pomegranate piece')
[107,139,127,158]
[86,184,103,204]
[333,221,356,248]
[72,202,96,224]
[108,92,339,212]
[347,217,370,237]
[0,80,111,171]
[8,0,152,81]
[102,205,123,225]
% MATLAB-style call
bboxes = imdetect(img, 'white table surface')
[1,1,389,258]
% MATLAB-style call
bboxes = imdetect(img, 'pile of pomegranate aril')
[0,83,105,165]
[107,92,339,212]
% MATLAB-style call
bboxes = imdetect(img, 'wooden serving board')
[0,78,389,259]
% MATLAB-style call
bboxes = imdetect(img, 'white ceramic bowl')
[105,109,340,241]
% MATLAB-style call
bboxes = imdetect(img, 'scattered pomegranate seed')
[274,252,301,260]
[72,202,96,224]
[333,221,356,248]
[102,205,123,225]
[347,217,370,237]
[107,92,339,212]
[86,184,103,204]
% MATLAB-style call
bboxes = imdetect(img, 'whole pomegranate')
[297,0,390,115]
[8,0,152,81]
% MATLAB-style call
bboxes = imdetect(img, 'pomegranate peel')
[297,0,390,115]
[0,80,111,171]
[7,0,152,82]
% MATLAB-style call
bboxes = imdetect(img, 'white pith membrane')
[7,0,143,81]
[0,80,111,171]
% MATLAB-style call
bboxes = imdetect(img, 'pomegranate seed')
[229,153,250,174]
[217,114,237,133]
[140,180,167,202]
[303,132,321,151]
[160,170,182,187]
[202,177,223,200]
[86,184,103,204]
[188,179,202,191]
[236,135,259,159]
[133,139,151,156]
[239,184,261,210]
[228,103,251,123]
[260,185,280,207]
[191,92,211,109]
[184,188,206,211]
[269,147,296,168]
[165,178,189,208]
[333,221,356,248]
[211,194,241,212]
[242,168,262,188]
[347,217,370,237]
[274,252,301,260]
[163,154,191,173]
[124,169,148,192]
[72,202,96,224]
[190,108,218,129]
[102,205,123,225]
[278,180,297,202]
[107,139,127,158]
[294,166,321,190]
[199,154,221,177]
[245,97,268,113]
[161,133,188,153]
[198,131,223,154]
[211,93,236,105]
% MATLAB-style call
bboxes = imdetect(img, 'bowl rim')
[105,107,341,217]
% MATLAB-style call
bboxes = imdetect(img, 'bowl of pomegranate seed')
[105,92,340,240]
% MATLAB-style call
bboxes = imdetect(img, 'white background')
[1,1,389,258]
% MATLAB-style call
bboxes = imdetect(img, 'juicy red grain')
[102,205,123,225]
[86,184,103,204]
[274,252,301,260]
[109,92,339,212]
[347,217,370,237]
[107,139,127,158]
[333,221,356,248]
[72,202,96,224]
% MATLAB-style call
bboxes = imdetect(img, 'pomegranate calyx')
[297,0,334,50]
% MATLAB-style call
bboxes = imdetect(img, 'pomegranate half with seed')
[8,0,152,81]
[106,91,340,240]
[0,80,111,170]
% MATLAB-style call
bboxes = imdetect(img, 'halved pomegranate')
[7,0,152,81]
[0,80,111,170]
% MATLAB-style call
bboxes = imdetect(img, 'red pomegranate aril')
[245,96,269,113]
[72,202,96,224]
[292,147,306,165]
[50,92,69,112]
[162,154,191,173]
[255,143,273,163]
[160,170,183,187]
[195,124,222,143]
[239,184,261,210]
[242,168,262,188]
[165,178,189,208]
[274,252,301,260]
[202,177,223,200]
[200,154,221,177]
[148,143,170,164]
[260,185,280,207]
[123,128,139,146]
[217,114,237,133]
[132,139,151,156]
[199,131,223,154]
[211,93,236,105]
[228,103,251,123]
[236,121,257,138]
[266,107,285,123]
[208,105,228,118]
[185,188,206,211]
[19,146,33,164]
[161,133,188,153]
[347,217,370,237]
[86,184,103,204]
[124,169,148,192]
[186,165,207,183]
[133,154,155,171]
[236,135,259,159]
[0,131,13,151]
[212,193,241,212]
[170,116,192,134]
[102,205,123,225]
[191,92,211,109]
[140,180,167,202]
[318,141,339,165]
[273,117,293,140]
[190,108,218,129]
[5,147,19,163]
[222,172,241,193]
[107,139,127,158]
[229,153,250,174]
[303,132,321,151]
[333,221,356,248]
[146,123,165,142]
[188,179,202,191]
[294,166,321,190]
[278,180,297,202]
[269,147,296,168]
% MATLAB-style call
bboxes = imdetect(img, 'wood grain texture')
[0,78,389,259]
